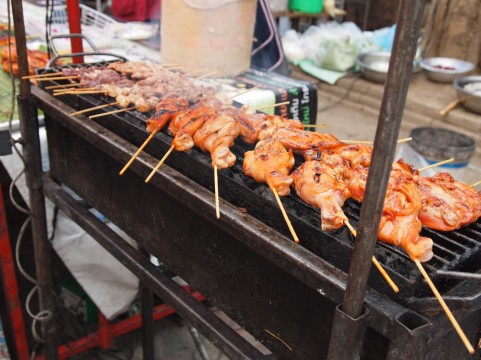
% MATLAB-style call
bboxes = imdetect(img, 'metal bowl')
[453,75,481,115]
[420,57,474,83]
[357,51,391,83]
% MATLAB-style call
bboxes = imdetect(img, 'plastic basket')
[48,4,121,51]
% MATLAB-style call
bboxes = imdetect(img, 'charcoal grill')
[11,0,481,358]
[22,63,480,359]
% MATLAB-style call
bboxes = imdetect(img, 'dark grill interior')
[38,62,481,307]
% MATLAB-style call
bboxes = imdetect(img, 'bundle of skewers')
[27,61,481,355]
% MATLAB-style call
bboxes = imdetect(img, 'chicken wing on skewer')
[243,139,294,196]
[292,159,350,230]
[193,112,240,168]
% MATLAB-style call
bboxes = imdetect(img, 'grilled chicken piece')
[169,106,217,151]
[146,95,190,132]
[243,139,294,196]
[193,112,240,168]
[273,128,341,154]
[341,159,434,262]
[234,112,265,144]
[415,172,481,231]
[258,115,305,140]
[292,159,350,230]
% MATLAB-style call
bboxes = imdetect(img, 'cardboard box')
[205,68,318,125]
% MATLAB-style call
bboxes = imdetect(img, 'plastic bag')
[282,21,380,71]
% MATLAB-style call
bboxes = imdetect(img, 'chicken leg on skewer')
[291,159,351,231]
[243,139,299,242]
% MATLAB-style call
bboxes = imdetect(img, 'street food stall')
[3,0,481,359]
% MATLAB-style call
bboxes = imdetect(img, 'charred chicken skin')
[243,139,294,196]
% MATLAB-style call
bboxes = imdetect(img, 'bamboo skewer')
[54,87,97,93]
[214,164,220,219]
[35,76,78,81]
[439,98,465,117]
[54,90,107,96]
[344,220,399,293]
[45,83,82,90]
[196,70,218,80]
[69,102,120,116]
[89,107,135,119]
[414,258,475,355]
[255,101,290,111]
[184,68,209,76]
[303,124,329,128]
[145,145,175,184]
[339,137,413,145]
[418,158,454,172]
[119,128,160,175]
[230,86,259,98]
[472,180,481,187]
[271,187,299,243]
[22,72,62,79]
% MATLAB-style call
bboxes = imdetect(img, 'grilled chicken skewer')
[243,139,299,242]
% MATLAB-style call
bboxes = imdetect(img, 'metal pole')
[327,0,426,358]
[11,1,59,358]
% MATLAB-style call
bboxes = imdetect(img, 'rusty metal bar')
[328,0,426,358]
[11,1,59,358]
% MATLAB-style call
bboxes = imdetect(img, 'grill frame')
[33,86,481,359]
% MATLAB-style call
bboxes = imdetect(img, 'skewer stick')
[196,70,218,80]
[22,72,62,79]
[303,124,329,128]
[54,90,108,97]
[230,86,259,98]
[414,258,475,355]
[54,87,97,93]
[345,220,399,293]
[89,107,135,119]
[69,102,120,116]
[145,145,175,183]
[45,83,82,90]
[184,68,209,76]
[472,180,481,187]
[339,137,413,145]
[439,98,464,117]
[271,187,299,243]
[418,158,454,172]
[255,101,290,111]
[214,164,220,219]
[35,76,78,81]
[119,128,160,176]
